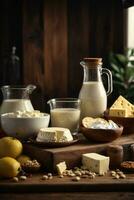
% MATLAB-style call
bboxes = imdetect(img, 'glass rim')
[47,98,81,103]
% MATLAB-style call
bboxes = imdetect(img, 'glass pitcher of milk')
[0,85,36,114]
[79,58,113,119]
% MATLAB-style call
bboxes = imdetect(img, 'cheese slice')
[36,127,73,142]
[82,153,109,174]
[110,95,134,117]
[56,161,67,175]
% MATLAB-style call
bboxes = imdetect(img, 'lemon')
[0,157,21,178]
[0,137,23,158]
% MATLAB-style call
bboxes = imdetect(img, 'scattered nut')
[72,176,81,182]
[75,171,82,176]
[19,175,27,181]
[89,174,95,179]
[42,175,48,180]
[120,174,126,179]
[114,174,120,179]
[47,173,52,177]
[59,175,64,178]
[12,177,19,182]
[81,170,86,175]
[69,173,76,177]
[111,171,116,176]
[110,170,126,179]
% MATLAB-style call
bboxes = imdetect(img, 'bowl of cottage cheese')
[1,110,50,140]
[80,117,123,142]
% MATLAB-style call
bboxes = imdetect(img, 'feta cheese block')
[56,161,67,175]
[82,153,109,174]
[36,127,73,142]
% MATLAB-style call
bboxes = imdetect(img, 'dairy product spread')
[109,96,134,117]
[36,127,73,142]
[82,117,118,129]
[82,153,109,174]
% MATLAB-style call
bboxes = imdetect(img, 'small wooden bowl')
[120,161,134,173]
[80,125,123,143]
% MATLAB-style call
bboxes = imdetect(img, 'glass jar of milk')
[47,98,81,133]
[0,85,36,114]
[79,58,113,119]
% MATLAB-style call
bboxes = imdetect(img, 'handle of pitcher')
[101,68,113,96]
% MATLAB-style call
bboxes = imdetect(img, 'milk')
[79,81,107,119]
[50,108,80,132]
[0,99,34,114]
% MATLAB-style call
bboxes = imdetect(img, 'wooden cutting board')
[23,134,134,172]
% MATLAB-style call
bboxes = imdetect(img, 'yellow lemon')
[0,157,21,178]
[0,137,23,158]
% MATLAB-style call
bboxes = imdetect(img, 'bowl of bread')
[107,96,134,135]
[80,117,123,142]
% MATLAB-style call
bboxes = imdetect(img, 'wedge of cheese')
[56,161,67,175]
[82,153,109,174]
[109,95,134,117]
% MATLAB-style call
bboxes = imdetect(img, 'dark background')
[0,0,132,111]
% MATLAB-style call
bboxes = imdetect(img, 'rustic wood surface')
[1,193,134,200]
[1,173,134,193]
[1,173,134,200]
[24,134,134,171]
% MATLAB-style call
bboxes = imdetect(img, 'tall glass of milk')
[0,85,36,114]
[79,58,113,119]
[47,98,81,133]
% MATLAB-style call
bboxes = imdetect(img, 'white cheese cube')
[82,153,109,174]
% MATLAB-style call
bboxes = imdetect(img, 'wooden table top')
[0,172,134,193]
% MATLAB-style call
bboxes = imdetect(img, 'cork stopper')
[83,58,102,67]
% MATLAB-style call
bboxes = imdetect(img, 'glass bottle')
[79,58,113,119]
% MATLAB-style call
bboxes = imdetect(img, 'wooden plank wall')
[0,0,125,111]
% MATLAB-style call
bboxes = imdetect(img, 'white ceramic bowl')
[1,113,50,140]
